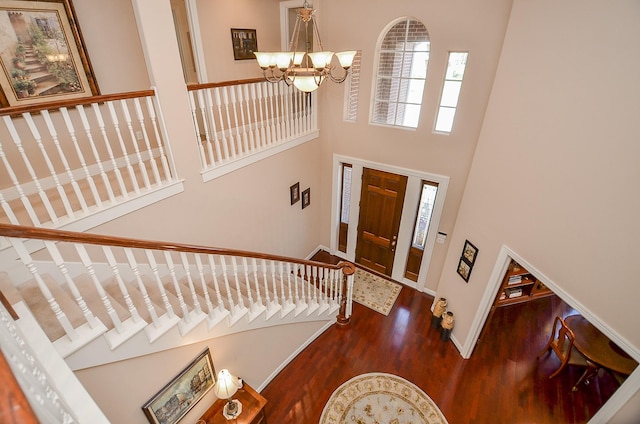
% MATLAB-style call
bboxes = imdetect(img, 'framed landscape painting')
[0,0,99,108]
[142,348,215,424]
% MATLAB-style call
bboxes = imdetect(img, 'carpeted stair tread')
[165,278,208,310]
[18,274,86,342]
[0,272,23,306]
[140,275,185,318]
[102,276,165,323]
[68,274,130,331]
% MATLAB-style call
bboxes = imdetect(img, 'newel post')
[336,261,356,325]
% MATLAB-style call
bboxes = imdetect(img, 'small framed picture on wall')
[302,188,310,209]
[290,182,300,205]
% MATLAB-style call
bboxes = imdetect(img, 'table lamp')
[213,369,243,419]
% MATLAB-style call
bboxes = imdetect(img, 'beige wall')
[197,0,281,82]
[435,0,640,418]
[315,0,513,291]
[75,320,327,423]
[73,0,150,93]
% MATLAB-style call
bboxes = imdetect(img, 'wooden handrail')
[187,78,267,91]
[0,349,38,424]
[0,223,352,275]
[0,89,156,117]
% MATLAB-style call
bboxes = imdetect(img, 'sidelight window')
[338,163,353,253]
[405,181,438,281]
[434,52,468,133]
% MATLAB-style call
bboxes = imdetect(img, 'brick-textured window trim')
[371,18,430,128]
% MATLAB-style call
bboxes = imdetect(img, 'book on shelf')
[504,287,523,298]
[507,275,522,285]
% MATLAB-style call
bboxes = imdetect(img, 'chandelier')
[253,1,356,93]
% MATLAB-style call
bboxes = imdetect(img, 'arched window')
[371,18,430,129]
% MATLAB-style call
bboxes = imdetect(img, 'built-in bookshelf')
[478,259,554,343]
[496,260,552,306]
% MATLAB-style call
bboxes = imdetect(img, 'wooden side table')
[198,383,267,424]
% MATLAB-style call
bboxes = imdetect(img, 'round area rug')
[319,373,448,424]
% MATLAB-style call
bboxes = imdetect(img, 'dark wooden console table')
[197,383,267,424]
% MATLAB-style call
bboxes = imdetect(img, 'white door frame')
[464,245,640,424]
[330,154,449,293]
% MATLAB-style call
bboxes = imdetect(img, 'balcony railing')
[187,79,318,181]
[0,89,183,239]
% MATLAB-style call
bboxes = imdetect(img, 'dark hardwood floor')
[260,253,622,423]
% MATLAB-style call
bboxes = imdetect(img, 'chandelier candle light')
[213,369,244,419]
[254,0,356,92]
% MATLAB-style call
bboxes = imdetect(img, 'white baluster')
[190,90,210,167]
[271,83,283,142]
[278,82,290,140]
[0,192,20,224]
[260,259,271,306]
[100,102,141,195]
[250,258,264,306]
[208,255,231,312]
[133,98,161,185]
[126,248,175,321]
[213,87,231,161]
[240,257,255,308]
[153,250,189,320]
[229,256,245,308]
[236,85,251,154]
[74,244,124,332]
[218,256,236,309]
[228,86,244,156]
[194,254,215,314]
[119,99,151,188]
[76,105,117,202]
[60,107,103,208]
[243,84,257,152]
[90,103,131,197]
[0,142,41,225]
[255,83,269,148]
[102,246,144,323]
[221,86,238,158]
[179,252,203,314]
[204,89,223,165]
[8,237,78,340]
[41,110,89,213]
[291,83,300,138]
[146,95,172,180]
[267,83,278,144]
[23,113,75,219]
[3,115,59,224]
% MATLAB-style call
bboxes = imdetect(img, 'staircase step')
[102,276,165,323]
[18,274,86,342]
[69,274,130,332]
[0,272,22,306]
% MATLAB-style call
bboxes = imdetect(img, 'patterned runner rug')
[352,268,402,316]
[319,373,449,424]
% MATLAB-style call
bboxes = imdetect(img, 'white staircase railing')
[0,223,355,366]
[187,79,318,182]
[0,89,183,239]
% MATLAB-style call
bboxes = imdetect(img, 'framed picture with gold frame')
[0,0,99,108]
[142,348,215,424]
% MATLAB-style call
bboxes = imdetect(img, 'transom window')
[371,18,430,129]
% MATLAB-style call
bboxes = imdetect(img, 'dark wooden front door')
[355,168,407,276]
